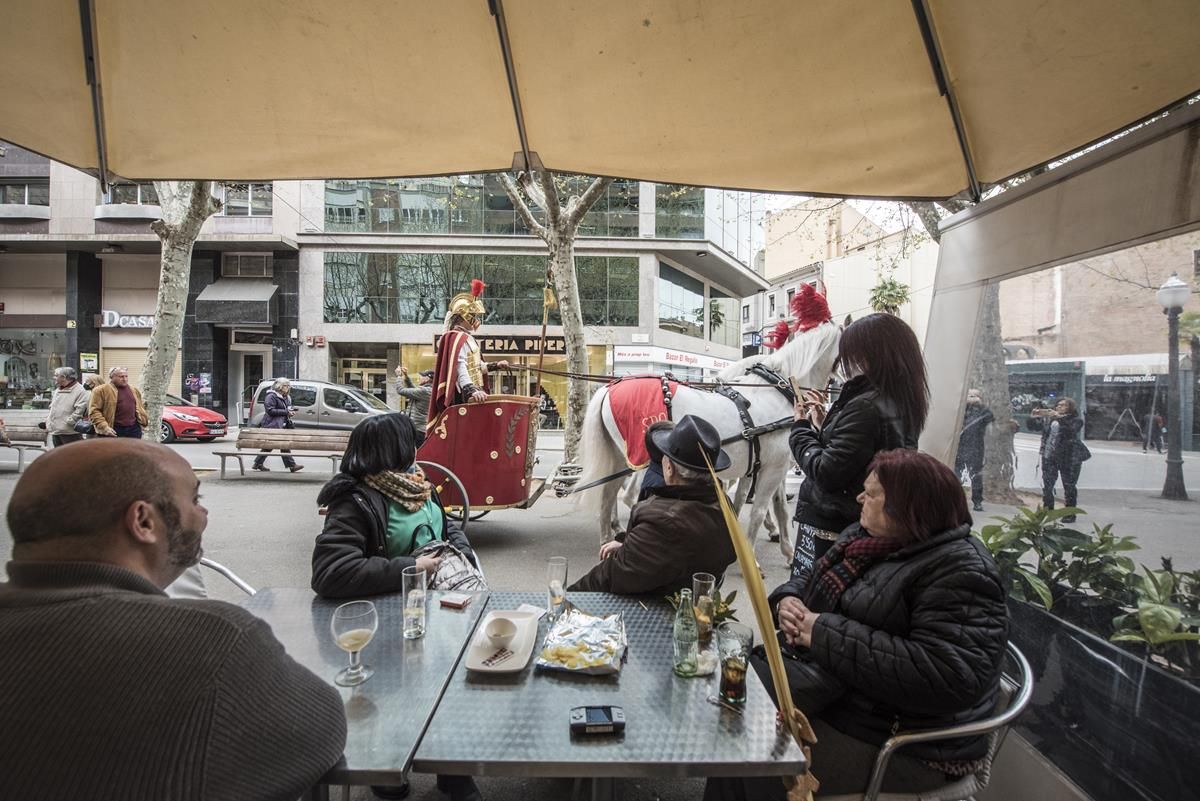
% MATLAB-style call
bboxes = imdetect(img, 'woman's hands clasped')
[777,596,820,648]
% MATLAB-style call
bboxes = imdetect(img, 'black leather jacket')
[790,375,917,532]
[311,474,473,599]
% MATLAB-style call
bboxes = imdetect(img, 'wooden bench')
[2,426,48,472]
[213,428,351,479]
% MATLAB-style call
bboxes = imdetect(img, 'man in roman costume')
[428,279,509,432]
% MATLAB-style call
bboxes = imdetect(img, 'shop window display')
[0,331,68,409]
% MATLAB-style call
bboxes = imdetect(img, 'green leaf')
[1110,632,1151,644]
[1137,601,1185,645]
[1016,568,1053,609]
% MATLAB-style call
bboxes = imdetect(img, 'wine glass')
[331,600,378,686]
[547,556,568,618]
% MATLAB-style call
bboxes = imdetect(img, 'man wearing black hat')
[396,365,434,445]
[570,414,738,596]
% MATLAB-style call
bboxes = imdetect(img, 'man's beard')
[157,499,204,568]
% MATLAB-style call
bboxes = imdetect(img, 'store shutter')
[99,349,184,396]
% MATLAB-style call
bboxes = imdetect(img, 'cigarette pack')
[440,592,473,609]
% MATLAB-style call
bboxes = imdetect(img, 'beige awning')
[2,0,1197,199]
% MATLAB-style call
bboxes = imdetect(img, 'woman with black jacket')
[706,450,1009,800]
[1034,397,1086,523]
[788,313,928,590]
[311,413,476,600]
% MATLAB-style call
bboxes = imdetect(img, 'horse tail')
[575,385,624,516]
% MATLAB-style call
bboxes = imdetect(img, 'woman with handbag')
[252,378,303,473]
[311,412,482,600]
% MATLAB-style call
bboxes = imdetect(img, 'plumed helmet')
[446,279,487,327]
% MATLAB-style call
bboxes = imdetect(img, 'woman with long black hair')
[787,312,929,590]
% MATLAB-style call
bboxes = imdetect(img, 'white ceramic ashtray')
[485,616,517,647]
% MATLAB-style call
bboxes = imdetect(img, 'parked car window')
[350,388,389,411]
[289,385,318,408]
[165,394,191,406]
[323,387,363,412]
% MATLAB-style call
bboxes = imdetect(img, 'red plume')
[792,283,831,333]
[470,279,486,297]
[763,320,792,350]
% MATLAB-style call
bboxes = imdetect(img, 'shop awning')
[194,279,278,326]
[2,1,1197,200]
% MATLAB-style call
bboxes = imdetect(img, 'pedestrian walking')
[1142,412,1164,453]
[1035,397,1089,522]
[395,366,433,446]
[252,378,303,473]
[88,367,149,438]
[954,388,994,511]
[42,367,89,446]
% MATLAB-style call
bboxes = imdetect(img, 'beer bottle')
[673,588,699,677]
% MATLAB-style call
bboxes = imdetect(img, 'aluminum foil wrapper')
[535,603,628,675]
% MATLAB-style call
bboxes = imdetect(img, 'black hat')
[649,415,731,473]
[419,369,435,378]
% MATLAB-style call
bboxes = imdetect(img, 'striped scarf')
[364,468,432,512]
[803,528,905,612]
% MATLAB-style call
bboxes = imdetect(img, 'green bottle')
[673,588,699,677]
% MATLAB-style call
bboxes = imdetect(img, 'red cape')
[428,330,490,431]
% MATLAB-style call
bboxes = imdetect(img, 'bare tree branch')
[535,170,561,221]
[498,173,549,241]
[564,176,613,233]
[1079,260,1156,291]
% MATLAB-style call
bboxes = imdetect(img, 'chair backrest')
[199,557,257,596]
[857,641,1034,801]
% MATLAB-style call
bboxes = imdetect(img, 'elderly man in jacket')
[570,415,737,596]
[0,437,347,801]
[43,367,90,446]
[88,366,149,438]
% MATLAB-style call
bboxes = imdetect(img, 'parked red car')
[159,394,228,443]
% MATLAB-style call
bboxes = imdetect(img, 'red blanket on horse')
[606,376,680,468]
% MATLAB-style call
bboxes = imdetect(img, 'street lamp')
[1156,273,1191,500]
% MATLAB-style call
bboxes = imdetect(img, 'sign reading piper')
[433,334,567,356]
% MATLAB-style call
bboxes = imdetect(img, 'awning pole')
[911,0,982,202]
[78,0,111,192]
[488,0,541,174]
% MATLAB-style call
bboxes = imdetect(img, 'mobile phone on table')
[570,705,625,735]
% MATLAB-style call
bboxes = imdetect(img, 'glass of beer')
[331,600,378,686]
[717,622,753,706]
[547,556,568,619]
[402,566,427,640]
[692,572,716,649]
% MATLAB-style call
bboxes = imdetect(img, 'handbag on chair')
[411,540,487,592]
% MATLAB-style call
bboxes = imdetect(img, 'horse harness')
[660,363,796,503]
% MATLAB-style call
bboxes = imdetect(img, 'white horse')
[577,320,842,549]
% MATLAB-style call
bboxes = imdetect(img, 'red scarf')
[803,528,905,612]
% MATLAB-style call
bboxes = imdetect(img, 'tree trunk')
[144,182,221,440]
[972,282,1022,503]
[546,230,590,462]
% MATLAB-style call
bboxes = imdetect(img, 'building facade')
[0,144,764,424]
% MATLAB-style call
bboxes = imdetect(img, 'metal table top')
[413,592,806,779]
[242,588,488,785]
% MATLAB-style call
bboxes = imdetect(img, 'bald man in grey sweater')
[0,438,347,801]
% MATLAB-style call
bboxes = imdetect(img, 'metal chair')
[825,641,1034,801]
[199,557,257,596]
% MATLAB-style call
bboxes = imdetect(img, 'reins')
[498,363,841,397]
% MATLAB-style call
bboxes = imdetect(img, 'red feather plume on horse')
[763,284,832,349]
[470,278,486,297]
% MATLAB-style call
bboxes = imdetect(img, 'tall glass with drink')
[717,621,752,705]
[547,556,568,618]
[331,600,378,686]
[402,565,427,640]
[692,572,716,649]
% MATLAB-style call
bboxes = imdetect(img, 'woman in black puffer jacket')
[788,313,929,591]
[311,413,476,599]
[707,450,1008,800]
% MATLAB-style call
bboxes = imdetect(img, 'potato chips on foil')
[535,604,628,675]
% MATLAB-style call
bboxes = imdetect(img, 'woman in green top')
[311,413,477,599]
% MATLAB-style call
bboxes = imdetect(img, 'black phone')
[569,705,625,735]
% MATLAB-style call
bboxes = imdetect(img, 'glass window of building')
[221,253,273,278]
[742,304,750,323]
[657,262,704,338]
[0,330,68,409]
[709,287,739,348]
[106,182,158,205]
[1,182,49,205]
[324,252,637,326]
[222,182,273,216]
[655,184,705,239]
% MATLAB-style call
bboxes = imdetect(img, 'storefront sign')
[96,309,155,329]
[613,345,734,371]
[1098,373,1157,384]
[433,334,567,355]
[80,352,98,371]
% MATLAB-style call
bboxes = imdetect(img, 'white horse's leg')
[773,485,793,558]
[598,476,624,544]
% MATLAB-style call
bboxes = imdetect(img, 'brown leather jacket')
[88,381,149,435]
[569,482,736,596]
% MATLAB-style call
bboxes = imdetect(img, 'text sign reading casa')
[96,310,155,329]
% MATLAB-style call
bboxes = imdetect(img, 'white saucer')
[464,610,540,673]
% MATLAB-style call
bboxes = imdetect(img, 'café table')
[412,591,806,800]
[240,587,489,799]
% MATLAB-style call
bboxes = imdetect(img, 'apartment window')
[106,182,159,205]
[786,287,796,307]
[657,262,704,338]
[768,294,776,317]
[221,182,273,216]
[742,304,750,323]
[0,182,49,205]
[221,253,273,278]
